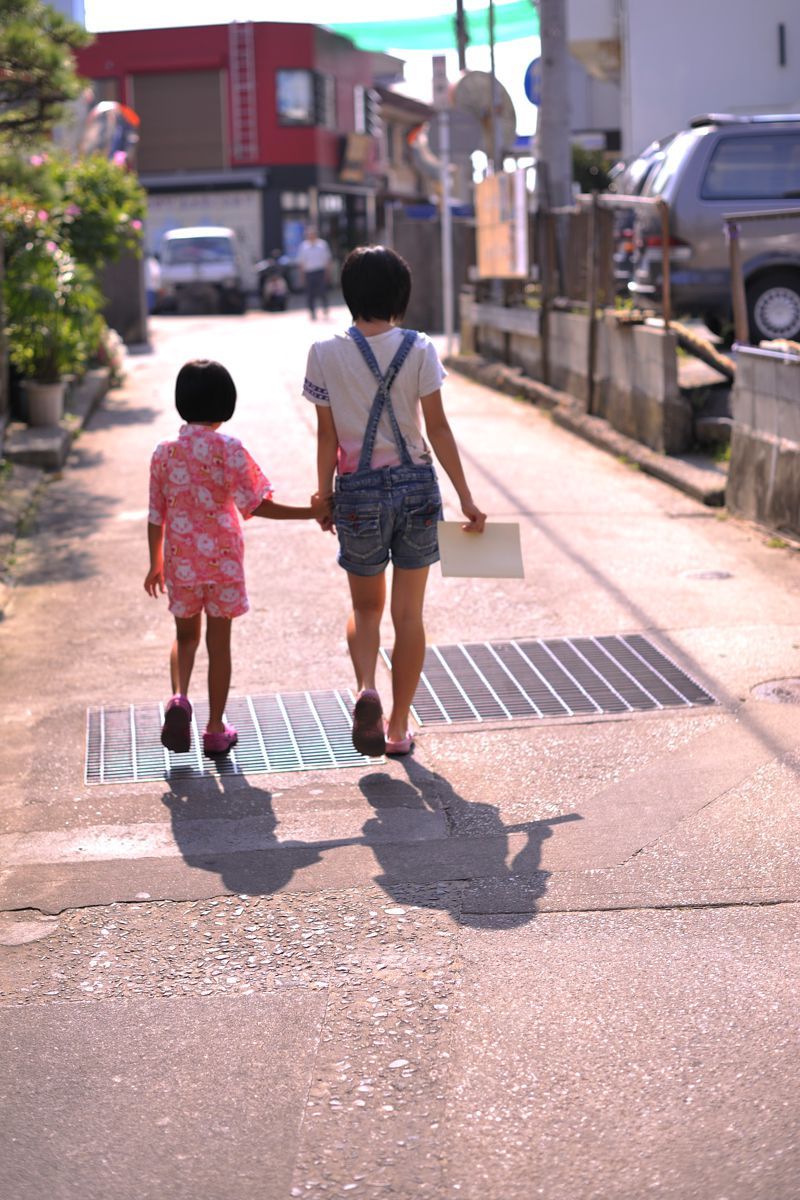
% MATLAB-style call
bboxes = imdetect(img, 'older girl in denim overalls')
[304,247,486,756]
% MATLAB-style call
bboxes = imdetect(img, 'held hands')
[311,491,335,533]
[460,495,487,533]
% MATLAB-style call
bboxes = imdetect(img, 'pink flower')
[29,154,44,166]
[131,219,142,231]
[45,240,58,253]
[112,150,128,166]
[37,209,49,222]
[65,204,82,217]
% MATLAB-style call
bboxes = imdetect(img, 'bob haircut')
[341,246,411,322]
[175,359,237,423]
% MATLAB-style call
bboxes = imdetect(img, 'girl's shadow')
[161,758,580,923]
[359,755,581,928]
[161,774,324,896]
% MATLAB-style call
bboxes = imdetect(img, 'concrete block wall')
[726,350,800,534]
[549,311,591,405]
[598,318,691,455]
[462,292,693,455]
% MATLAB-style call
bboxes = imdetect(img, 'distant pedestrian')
[304,246,486,757]
[145,359,329,757]
[297,225,332,320]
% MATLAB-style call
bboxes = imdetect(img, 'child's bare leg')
[346,572,386,692]
[170,615,202,697]
[387,566,429,741]
[205,615,233,733]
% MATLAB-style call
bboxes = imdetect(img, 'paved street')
[1,304,798,1199]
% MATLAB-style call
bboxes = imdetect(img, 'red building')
[76,21,403,286]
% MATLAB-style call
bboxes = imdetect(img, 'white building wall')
[568,56,622,146]
[622,0,800,154]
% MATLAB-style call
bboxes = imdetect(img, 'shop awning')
[326,1,539,52]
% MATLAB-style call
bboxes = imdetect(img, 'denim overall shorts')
[334,326,443,577]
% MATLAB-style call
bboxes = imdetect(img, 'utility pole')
[433,55,454,355]
[488,0,501,174]
[534,0,572,209]
[455,0,468,72]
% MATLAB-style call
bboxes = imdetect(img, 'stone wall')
[726,348,800,534]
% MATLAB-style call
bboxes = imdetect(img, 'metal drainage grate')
[86,636,714,784]
[85,690,379,784]
[381,634,715,726]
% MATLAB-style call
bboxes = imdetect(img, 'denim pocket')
[401,495,441,553]
[335,501,383,564]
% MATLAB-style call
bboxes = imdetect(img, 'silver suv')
[626,114,800,340]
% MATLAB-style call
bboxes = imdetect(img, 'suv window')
[644,130,700,197]
[701,133,800,200]
[609,136,677,196]
[163,237,235,265]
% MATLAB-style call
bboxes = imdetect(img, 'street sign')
[432,55,449,110]
[524,57,542,107]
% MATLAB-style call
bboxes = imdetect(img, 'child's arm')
[421,390,486,531]
[315,405,338,497]
[144,522,166,596]
[250,493,331,521]
[315,405,339,531]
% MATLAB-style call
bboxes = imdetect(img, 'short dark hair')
[175,360,237,423]
[341,246,412,322]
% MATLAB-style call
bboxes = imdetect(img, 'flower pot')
[23,380,66,427]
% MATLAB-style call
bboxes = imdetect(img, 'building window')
[276,69,315,125]
[280,192,310,211]
[354,85,367,134]
[316,74,336,130]
[319,193,344,214]
[277,70,336,128]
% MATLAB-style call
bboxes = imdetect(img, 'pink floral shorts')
[167,580,249,620]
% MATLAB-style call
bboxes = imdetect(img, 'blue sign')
[524,57,542,107]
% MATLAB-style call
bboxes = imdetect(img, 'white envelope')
[437,521,525,579]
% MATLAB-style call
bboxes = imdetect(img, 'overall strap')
[349,326,417,472]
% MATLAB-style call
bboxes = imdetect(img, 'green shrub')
[3,206,104,381]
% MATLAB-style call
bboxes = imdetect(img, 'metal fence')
[723,206,800,346]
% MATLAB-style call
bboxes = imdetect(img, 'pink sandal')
[385,729,414,756]
[202,725,238,756]
[161,695,192,754]
[352,688,385,757]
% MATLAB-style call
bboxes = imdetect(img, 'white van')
[157,226,249,314]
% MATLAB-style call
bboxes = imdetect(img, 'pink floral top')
[148,424,272,592]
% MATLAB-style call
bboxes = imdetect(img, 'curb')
[0,369,112,618]
[445,354,727,508]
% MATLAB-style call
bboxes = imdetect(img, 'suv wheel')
[747,271,800,342]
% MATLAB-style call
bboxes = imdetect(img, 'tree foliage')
[38,153,147,269]
[0,0,91,145]
[572,145,612,193]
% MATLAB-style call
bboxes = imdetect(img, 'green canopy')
[326,2,539,52]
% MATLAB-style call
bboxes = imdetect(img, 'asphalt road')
[1,305,798,1199]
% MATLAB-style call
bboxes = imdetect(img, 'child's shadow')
[161,774,324,897]
[360,756,581,928]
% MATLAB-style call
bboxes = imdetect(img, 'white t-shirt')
[297,238,332,273]
[303,328,446,473]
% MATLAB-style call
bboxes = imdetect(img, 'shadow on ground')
[162,756,581,928]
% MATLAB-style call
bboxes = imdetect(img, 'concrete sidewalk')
[1,307,798,1200]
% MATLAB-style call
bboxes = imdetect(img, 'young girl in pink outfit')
[145,359,327,756]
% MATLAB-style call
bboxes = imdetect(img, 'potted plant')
[4,235,103,425]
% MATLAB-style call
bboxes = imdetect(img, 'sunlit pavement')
[1,307,798,1199]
